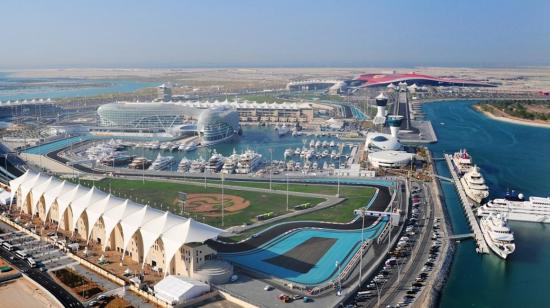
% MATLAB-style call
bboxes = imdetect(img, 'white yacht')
[452,149,473,175]
[286,160,295,171]
[322,140,329,147]
[294,147,302,156]
[148,154,174,171]
[221,150,239,174]
[477,192,550,223]
[329,140,336,147]
[189,157,206,173]
[309,139,315,148]
[315,140,321,148]
[330,150,338,160]
[178,143,187,151]
[177,157,191,172]
[205,151,225,173]
[480,213,515,259]
[284,148,293,159]
[321,150,329,158]
[184,142,197,152]
[460,165,489,204]
[277,124,290,137]
[236,150,262,174]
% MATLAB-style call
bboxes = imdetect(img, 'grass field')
[191,179,340,195]
[221,185,376,241]
[78,178,324,228]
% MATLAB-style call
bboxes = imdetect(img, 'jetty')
[443,154,489,254]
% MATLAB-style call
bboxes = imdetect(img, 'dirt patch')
[185,193,250,217]
[52,268,104,300]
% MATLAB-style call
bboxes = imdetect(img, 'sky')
[1,0,549,68]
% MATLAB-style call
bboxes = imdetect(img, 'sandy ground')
[186,193,250,216]
[5,67,550,91]
[475,105,550,129]
[0,277,62,308]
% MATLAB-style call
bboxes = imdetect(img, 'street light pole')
[359,209,365,286]
[269,148,273,191]
[286,173,289,211]
[221,174,225,227]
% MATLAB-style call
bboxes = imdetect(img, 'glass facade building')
[97,102,240,144]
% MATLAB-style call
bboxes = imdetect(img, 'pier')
[443,154,489,254]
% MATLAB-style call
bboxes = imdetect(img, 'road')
[0,245,83,308]
[209,184,391,253]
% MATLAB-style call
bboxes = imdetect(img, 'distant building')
[96,102,240,144]
[354,72,497,88]
[157,83,173,102]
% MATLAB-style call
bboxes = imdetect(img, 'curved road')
[0,248,83,307]
[209,184,391,253]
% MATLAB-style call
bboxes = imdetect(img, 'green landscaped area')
[220,184,377,242]
[78,178,325,228]
[190,179,341,195]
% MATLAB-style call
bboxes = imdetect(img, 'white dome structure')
[365,132,403,152]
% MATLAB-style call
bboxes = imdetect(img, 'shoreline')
[472,104,550,129]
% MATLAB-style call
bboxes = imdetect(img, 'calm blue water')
[221,220,386,286]
[424,101,550,308]
[0,73,156,101]
[23,127,358,169]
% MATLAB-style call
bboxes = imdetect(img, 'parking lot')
[348,181,443,307]
[0,231,78,272]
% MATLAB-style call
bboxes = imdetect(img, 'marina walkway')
[443,154,489,254]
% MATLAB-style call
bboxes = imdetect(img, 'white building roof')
[154,275,210,304]
[10,171,223,270]
[365,132,403,152]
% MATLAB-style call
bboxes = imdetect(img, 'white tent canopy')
[154,276,210,304]
[69,187,108,234]
[10,171,224,266]
[120,205,162,257]
[30,176,53,215]
[140,212,185,267]
[161,219,224,274]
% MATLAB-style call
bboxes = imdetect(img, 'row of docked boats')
[141,149,263,174]
[452,149,514,259]
[451,149,550,259]
[451,149,489,204]
[134,141,198,152]
[284,147,349,160]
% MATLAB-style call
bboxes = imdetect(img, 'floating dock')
[443,154,489,254]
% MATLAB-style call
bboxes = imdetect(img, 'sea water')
[424,100,550,307]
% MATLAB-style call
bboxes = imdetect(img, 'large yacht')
[477,192,550,223]
[452,149,473,175]
[480,213,515,259]
[100,151,135,167]
[148,154,174,171]
[235,150,262,174]
[205,151,225,173]
[177,157,191,172]
[189,157,206,173]
[460,165,489,204]
[221,149,239,174]
[277,124,290,137]
[128,157,151,170]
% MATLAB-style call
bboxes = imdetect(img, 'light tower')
[387,115,404,138]
[375,92,388,118]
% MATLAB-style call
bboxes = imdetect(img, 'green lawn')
[190,179,340,196]
[220,185,376,241]
[78,178,324,228]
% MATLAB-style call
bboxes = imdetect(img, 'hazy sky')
[1,0,549,68]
